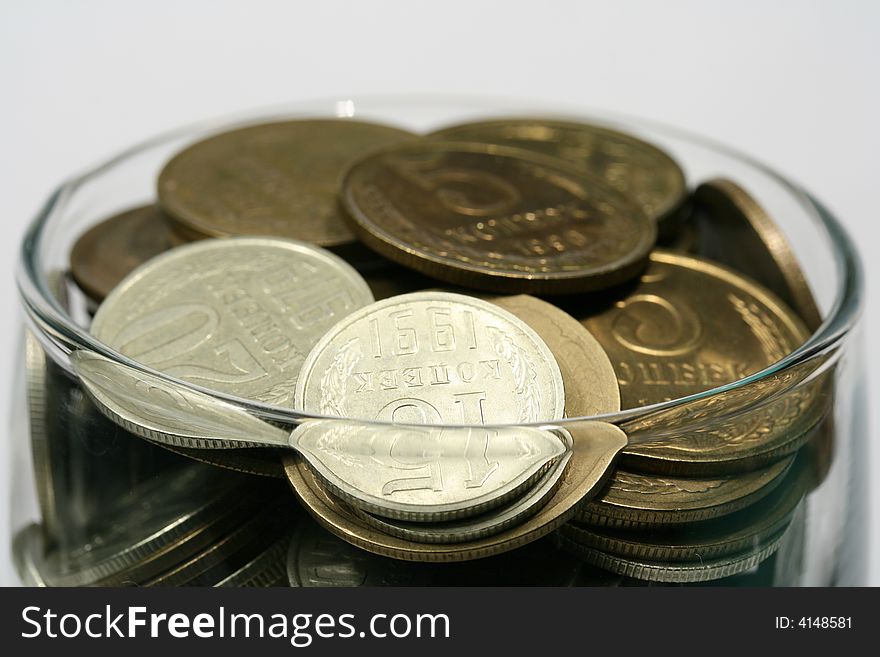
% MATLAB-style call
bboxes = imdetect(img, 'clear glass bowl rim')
[15,94,866,430]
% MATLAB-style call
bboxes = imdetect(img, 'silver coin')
[12,524,49,587]
[42,465,258,586]
[561,459,807,562]
[560,531,784,583]
[352,428,573,542]
[291,420,566,522]
[24,332,60,547]
[74,351,564,525]
[287,519,433,587]
[71,350,291,449]
[215,534,292,587]
[25,272,73,548]
[91,237,373,405]
[145,505,289,587]
[295,291,565,423]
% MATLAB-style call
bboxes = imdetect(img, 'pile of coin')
[16,115,833,586]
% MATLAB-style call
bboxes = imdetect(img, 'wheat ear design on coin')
[487,326,541,423]
[319,338,361,417]
[728,293,788,362]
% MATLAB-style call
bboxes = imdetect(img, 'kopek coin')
[283,421,628,562]
[287,519,434,586]
[489,294,620,417]
[577,455,793,528]
[350,428,573,543]
[619,358,831,476]
[693,178,822,330]
[38,465,271,586]
[340,141,656,294]
[70,205,175,302]
[291,420,567,522]
[25,332,62,548]
[429,117,688,238]
[158,119,415,246]
[563,455,808,561]
[295,291,565,423]
[292,290,566,525]
[12,524,49,587]
[215,534,292,587]
[581,250,809,408]
[580,250,816,474]
[560,532,784,584]
[145,501,294,587]
[91,237,374,405]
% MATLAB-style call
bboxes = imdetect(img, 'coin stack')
[15,115,833,586]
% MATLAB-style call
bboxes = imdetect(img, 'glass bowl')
[10,96,867,586]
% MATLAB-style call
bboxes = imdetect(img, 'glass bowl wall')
[10,97,867,586]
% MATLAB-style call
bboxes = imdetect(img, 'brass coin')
[70,205,174,302]
[577,455,793,528]
[286,519,582,586]
[560,531,784,583]
[581,250,817,474]
[619,359,831,476]
[429,117,687,238]
[287,518,434,586]
[340,141,656,294]
[284,422,627,562]
[490,294,620,417]
[693,179,822,330]
[158,119,415,246]
[563,455,808,561]
[582,250,809,408]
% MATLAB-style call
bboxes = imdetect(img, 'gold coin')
[563,455,808,561]
[490,295,620,417]
[429,117,687,238]
[340,141,656,294]
[158,120,415,246]
[580,250,817,474]
[577,455,793,527]
[284,422,627,562]
[582,250,809,407]
[620,359,831,476]
[70,205,174,301]
[560,532,784,584]
[693,179,822,330]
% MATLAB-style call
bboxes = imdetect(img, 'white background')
[0,0,877,585]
